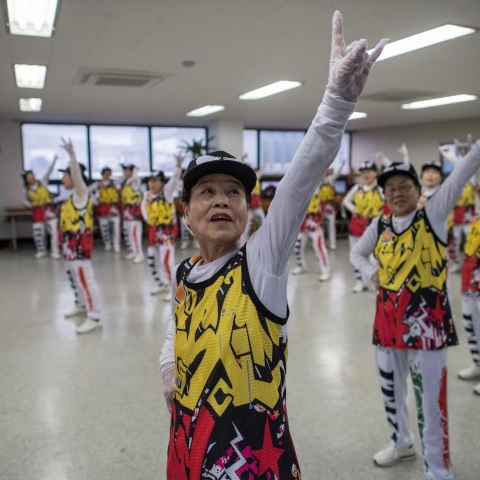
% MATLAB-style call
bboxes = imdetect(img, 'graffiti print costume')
[351,141,480,480]
[160,92,357,479]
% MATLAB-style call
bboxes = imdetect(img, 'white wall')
[207,119,244,158]
[351,118,480,172]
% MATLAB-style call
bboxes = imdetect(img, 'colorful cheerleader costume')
[89,178,121,252]
[141,169,181,295]
[244,174,266,240]
[293,190,330,280]
[319,168,341,249]
[343,181,384,291]
[159,93,355,479]
[459,211,480,394]
[22,160,60,259]
[351,140,480,480]
[120,169,144,262]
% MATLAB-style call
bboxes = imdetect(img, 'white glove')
[160,361,177,414]
[327,11,388,102]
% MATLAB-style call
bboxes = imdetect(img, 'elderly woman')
[159,11,387,479]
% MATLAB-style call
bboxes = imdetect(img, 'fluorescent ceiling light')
[239,81,302,100]
[187,105,225,117]
[401,94,477,110]
[369,24,476,61]
[14,64,47,88]
[19,98,42,112]
[6,0,60,37]
[349,112,368,120]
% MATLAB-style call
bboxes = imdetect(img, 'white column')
[208,119,244,159]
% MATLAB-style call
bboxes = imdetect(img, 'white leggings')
[147,244,175,287]
[32,219,59,255]
[324,211,337,247]
[98,216,121,250]
[449,224,470,265]
[375,347,452,480]
[294,226,330,274]
[349,235,366,284]
[65,260,101,320]
[123,220,143,256]
[462,296,480,366]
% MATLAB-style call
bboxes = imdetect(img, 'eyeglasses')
[384,183,415,196]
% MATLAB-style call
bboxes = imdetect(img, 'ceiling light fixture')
[186,105,225,117]
[5,0,60,37]
[369,24,476,61]
[14,64,47,88]
[401,94,477,110]
[348,112,368,120]
[239,81,302,100]
[19,98,42,112]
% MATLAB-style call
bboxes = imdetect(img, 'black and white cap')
[183,151,257,194]
[358,160,378,171]
[101,166,112,174]
[378,162,420,189]
[120,163,136,170]
[148,170,166,182]
[421,161,443,174]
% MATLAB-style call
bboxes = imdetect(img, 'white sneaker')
[114,246,121,254]
[124,252,135,260]
[51,252,61,260]
[76,318,102,334]
[330,244,337,251]
[353,282,368,293]
[105,244,112,251]
[373,443,416,467]
[179,242,188,250]
[132,255,145,264]
[458,364,480,380]
[292,266,306,275]
[319,272,331,282]
[34,252,47,259]
[151,284,168,295]
[64,306,87,318]
[474,382,480,396]
[449,263,461,274]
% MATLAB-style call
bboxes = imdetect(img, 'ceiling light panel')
[186,105,225,117]
[401,94,477,110]
[349,112,368,120]
[14,64,47,88]
[369,24,476,61]
[5,0,60,37]
[239,81,302,100]
[19,98,42,112]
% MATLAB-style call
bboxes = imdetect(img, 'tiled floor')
[0,240,479,479]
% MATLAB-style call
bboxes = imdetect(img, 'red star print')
[252,419,284,477]
[431,295,445,322]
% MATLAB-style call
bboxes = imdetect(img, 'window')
[331,132,351,175]
[259,130,306,174]
[22,124,89,181]
[90,126,150,179]
[242,130,258,169]
[151,127,206,175]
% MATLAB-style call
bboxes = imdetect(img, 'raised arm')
[343,183,359,213]
[163,154,184,203]
[41,155,58,184]
[60,138,88,208]
[248,11,388,277]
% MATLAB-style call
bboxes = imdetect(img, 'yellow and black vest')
[167,246,300,479]
[121,181,142,206]
[353,185,384,218]
[145,193,175,226]
[306,192,321,215]
[319,183,335,203]
[27,182,54,207]
[252,179,261,196]
[462,215,480,296]
[456,182,475,208]
[373,209,457,350]
[59,197,94,261]
[98,180,120,204]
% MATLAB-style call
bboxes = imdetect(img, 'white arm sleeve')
[349,217,380,280]
[22,188,32,207]
[163,167,182,203]
[343,184,359,213]
[159,266,179,369]
[69,154,88,208]
[140,195,149,221]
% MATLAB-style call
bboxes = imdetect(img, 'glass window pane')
[90,126,150,179]
[22,124,89,181]
[242,130,258,169]
[151,127,207,175]
[259,130,305,174]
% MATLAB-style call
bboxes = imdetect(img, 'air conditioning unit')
[74,69,171,88]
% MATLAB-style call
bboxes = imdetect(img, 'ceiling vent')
[73,68,172,88]
[362,90,441,103]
